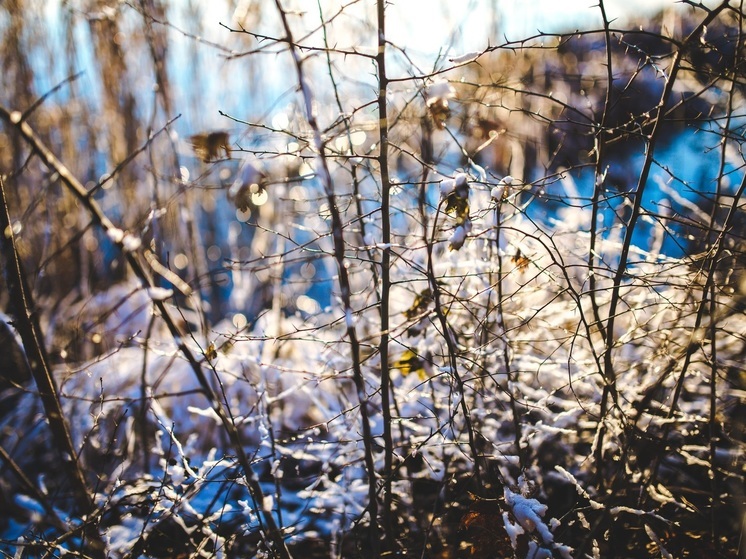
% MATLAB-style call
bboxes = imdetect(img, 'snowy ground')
[1,184,743,558]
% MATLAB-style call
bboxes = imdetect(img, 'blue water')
[530,126,744,259]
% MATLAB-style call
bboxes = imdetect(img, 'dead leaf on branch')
[404,288,434,320]
[189,130,231,162]
[392,349,432,379]
[512,249,530,272]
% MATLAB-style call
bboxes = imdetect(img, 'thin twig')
[271,1,381,554]
[375,0,396,550]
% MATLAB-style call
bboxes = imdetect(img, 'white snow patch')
[107,227,124,244]
[426,79,456,100]
[502,510,525,548]
[449,225,467,250]
[146,287,173,301]
[504,485,554,544]
[440,178,456,198]
[448,51,480,64]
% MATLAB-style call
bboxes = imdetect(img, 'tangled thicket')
[0,1,744,558]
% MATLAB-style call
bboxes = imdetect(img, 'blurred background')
[1,0,743,359]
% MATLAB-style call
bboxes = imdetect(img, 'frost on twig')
[448,50,481,64]
[502,477,573,559]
